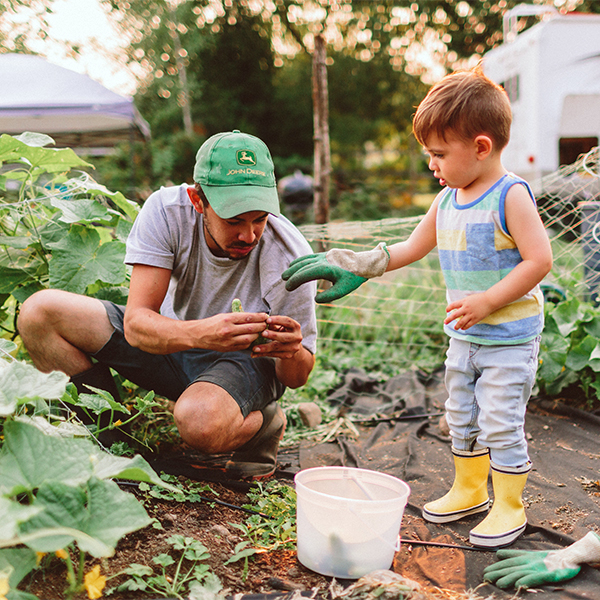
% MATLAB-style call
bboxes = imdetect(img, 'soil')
[20,479,330,600]
[19,477,464,600]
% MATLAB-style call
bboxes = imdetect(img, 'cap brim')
[203,185,281,219]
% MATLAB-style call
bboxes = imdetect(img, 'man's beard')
[203,220,256,260]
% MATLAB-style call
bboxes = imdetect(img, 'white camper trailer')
[483,12,600,182]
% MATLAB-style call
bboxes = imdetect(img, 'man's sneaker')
[225,401,286,480]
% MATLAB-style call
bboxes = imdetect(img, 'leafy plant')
[138,473,217,504]
[228,481,297,560]
[0,132,139,338]
[0,353,178,600]
[538,294,600,407]
[114,535,220,600]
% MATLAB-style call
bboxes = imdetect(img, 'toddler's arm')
[386,196,439,270]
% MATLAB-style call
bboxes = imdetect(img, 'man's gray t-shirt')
[125,184,317,354]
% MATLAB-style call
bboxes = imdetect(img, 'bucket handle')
[344,475,406,553]
[347,504,402,553]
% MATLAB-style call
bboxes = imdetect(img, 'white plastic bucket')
[294,466,410,579]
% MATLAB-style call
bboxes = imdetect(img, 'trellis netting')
[298,146,600,369]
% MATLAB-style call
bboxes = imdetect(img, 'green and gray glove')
[483,531,600,590]
[282,242,390,303]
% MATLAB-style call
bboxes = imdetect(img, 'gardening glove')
[483,531,600,590]
[282,242,390,303]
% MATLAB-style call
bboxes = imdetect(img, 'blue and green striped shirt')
[436,174,544,345]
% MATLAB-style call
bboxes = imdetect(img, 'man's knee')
[173,384,244,453]
[18,289,64,334]
[173,395,217,448]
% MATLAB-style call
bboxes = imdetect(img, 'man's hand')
[251,314,315,388]
[199,312,270,352]
[250,315,303,359]
[282,243,390,303]
[483,532,600,591]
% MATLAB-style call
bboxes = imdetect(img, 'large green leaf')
[91,453,179,491]
[550,298,586,338]
[538,328,570,382]
[0,266,36,294]
[48,225,126,293]
[0,547,38,600]
[0,236,34,250]
[0,498,43,541]
[19,478,151,557]
[0,363,68,417]
[0,134,92,173]
[565,335,598,372]
[0,420,95,496]
[50,198,110,224]
[0,419,177,495]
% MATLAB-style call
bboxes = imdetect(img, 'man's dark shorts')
[92,301,285,418]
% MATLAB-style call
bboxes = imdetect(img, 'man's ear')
[187,187,204,214]
[474,135,493,160]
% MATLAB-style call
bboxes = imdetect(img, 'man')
[18,130,318,479]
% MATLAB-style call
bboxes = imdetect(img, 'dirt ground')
[19,478,471,600]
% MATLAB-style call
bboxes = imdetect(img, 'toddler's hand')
[444,293,494,330]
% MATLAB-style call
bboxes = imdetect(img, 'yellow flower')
[36,552,47,565]
[55,549,68,560]
[113,420,123,427]
[0,573,10,600]
[84,565,106,600]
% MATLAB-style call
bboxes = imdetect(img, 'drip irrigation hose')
[354,411,445,424]
[400,538,496,552]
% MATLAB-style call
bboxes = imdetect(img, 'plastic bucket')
[294,466,410,579]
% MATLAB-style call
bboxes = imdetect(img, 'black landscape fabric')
[154,367,600,599]
[298,368,600,599]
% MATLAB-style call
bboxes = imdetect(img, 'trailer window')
[500,75,519,103]
[559,137,598,166]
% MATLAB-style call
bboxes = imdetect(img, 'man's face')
[188,197,267,262]
[203,203,269,260]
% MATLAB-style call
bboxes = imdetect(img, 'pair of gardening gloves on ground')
[483,531,600,590]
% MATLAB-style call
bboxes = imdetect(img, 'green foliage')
[538,295,600,407]
[115,535,220,600]
[0,351,179,599]
[0,133,139,336]
[138,473,217,504]
[229,481,297,556]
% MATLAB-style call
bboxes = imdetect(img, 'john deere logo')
[236,150,256,166]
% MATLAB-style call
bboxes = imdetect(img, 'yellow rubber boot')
[422,448,490,523]
[469,462,530,548]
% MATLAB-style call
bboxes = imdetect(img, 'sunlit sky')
[36,0,137,96]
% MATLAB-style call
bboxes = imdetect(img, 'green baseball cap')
[193,130,280,219]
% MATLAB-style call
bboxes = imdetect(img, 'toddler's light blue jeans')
[444,336,540,469]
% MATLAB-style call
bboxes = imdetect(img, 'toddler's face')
[422,131,481,190]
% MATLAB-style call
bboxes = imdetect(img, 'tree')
[101,1,600,192]
[0,0,56,54]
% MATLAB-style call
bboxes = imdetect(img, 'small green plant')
[61,382,163,453]
[227,481,296,559]
[224,481,296,582]
[114,535,220,599]
[138,473,217,504]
